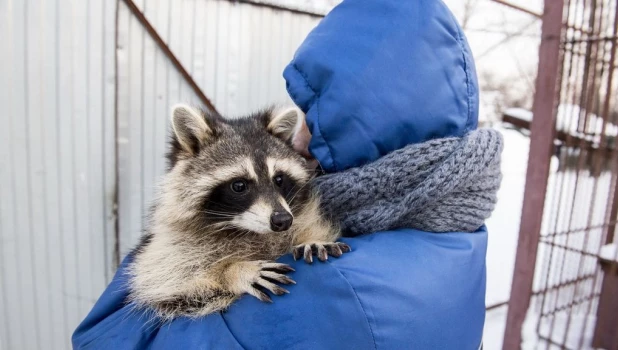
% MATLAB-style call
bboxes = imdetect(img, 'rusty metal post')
[606,175,618,245]
[502,0,565,349]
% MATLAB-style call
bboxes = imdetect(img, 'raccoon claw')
[328,242,351,257]
[243,261,295,303]
[293,242,351,264]
[304,244,314,263]
[260,262,295,273]
[292,244,315,263]
[250,287,274,303]
[261,270,296,285]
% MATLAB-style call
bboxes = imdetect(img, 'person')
[72,0,503,348]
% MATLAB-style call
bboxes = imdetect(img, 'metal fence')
[505,0,618,348]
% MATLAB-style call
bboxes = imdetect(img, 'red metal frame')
[504,0,618,348]
[503,1,565,348]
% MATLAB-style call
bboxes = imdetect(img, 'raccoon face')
[159,104,312,236]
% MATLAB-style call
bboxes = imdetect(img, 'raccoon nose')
[270,211,293,232]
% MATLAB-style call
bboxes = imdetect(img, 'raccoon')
[127,104,350,320]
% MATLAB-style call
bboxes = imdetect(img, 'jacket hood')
[284,0,479,172]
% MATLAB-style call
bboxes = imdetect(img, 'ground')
[482,124,529,348]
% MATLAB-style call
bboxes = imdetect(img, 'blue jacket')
[73,0,486,349]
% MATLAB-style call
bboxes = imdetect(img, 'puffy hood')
[284,0,479,172]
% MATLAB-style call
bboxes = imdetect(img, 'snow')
[482,121,616,349]
[522,310,597,350]
[481,124,529,349]
[484,125,529,307]
[506,104,618,142]
[504,107,533,122]
[599,244,618,263]
[483,306,509,349]
[555,104,618,142]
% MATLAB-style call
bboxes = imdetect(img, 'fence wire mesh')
[530,0,618,348]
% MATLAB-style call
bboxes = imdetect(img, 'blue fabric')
[74,230,486,349]
[73,0,487,349]
[284,0,478,172]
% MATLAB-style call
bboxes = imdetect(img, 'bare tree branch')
[461,0,480,30]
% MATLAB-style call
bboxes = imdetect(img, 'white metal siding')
[0,0,319,348]
[116,0,205,256]
[0,0,117,349]
[115,0,320,257]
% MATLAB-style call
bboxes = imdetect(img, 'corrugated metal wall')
[0,1,319,348]
[115,0,320,258]
[0,1,117,349]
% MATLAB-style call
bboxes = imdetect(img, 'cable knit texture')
[313,128,504,236]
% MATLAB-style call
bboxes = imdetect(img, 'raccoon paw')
[234,261,296,303]
[292,242,351,263]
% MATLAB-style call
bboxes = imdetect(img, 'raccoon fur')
[127,104,349,320]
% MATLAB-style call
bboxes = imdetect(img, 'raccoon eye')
[231,180,248,193]
[274,175,284,187]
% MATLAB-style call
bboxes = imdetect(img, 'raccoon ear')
[266,106,304,144]
[171,104,213,154]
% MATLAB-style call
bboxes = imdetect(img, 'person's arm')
[72,254,246,349]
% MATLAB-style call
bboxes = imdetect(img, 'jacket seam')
[444,2,474,134]
[292,63,338,171]
[73,304,135,348]
[219,311,248,350]
[457,27,473,133]
[329,266,378,350]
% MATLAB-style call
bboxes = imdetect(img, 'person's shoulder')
[74,229,487,350]
[222,228,488,350]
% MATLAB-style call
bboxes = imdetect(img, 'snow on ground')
[522,308,598,350]
[505,104,618,142]
[483,122,614,349]
[485,125,530,306]
[482,124,530,349]
[484,306,509,349]
[599,244,618,262]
